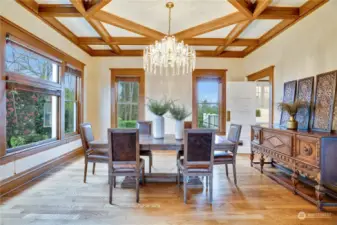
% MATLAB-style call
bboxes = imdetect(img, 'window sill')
[0,135,81,165]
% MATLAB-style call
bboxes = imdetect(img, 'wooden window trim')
[0,17,85,160]
[246,65,275,127]
[110,69,145,128]
[192,69,227,135]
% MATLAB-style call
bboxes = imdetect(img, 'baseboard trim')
[0,147,83,197]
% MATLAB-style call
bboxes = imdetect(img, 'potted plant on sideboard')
[147,97,171,139]
[169,103,191,140]
[277,100,308,130]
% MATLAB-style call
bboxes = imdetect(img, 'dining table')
[89,134,235,188]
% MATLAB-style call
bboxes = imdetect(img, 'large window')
[192,70,226,134]
[111,69,145,128]
[197,80,220,129]
[117,81,139,128]
[64,68,81,135]
[1,19,84,157]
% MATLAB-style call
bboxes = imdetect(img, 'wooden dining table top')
[89,134,234,151]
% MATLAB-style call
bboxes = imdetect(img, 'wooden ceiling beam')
[38,4,81,17]
[174,12,248,40]
[43,17,93,54]
[258,6,300,19]
[215,20,251,55]
[228,0,253,18]
[86,0,111,17]
[90,50,244,58]
[215,0,271,55]
[78,37,258,46]
[93,11,166,39]
[244,0,328,56]
[70,0,120,54]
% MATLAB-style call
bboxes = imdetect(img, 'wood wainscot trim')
[246,66,275,126]
[0,146,83,197]
[192,69,227,134]
[0,135,81,165]
[110,68,145,128]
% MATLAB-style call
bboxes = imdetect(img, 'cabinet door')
[295,135,320,167]
[321,137,337,192]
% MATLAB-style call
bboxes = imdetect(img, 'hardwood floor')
[0,151,336,225]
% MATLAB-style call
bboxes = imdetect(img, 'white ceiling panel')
[225,46,247,51]
[56,18,99,37]
[36,0,71,4]
[120,45,146,50]
[102,23,143,37]
[239,19,282,39]
[102,0,238,34]
[195,24,236,38]
[89,45,111,50]
[191,46,217,51]
[270,0,307,7]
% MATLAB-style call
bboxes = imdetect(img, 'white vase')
[153,115,164,139]
[175,120,184,140]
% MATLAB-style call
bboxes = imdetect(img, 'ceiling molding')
[78,37,259,46]
[15,0,328,58]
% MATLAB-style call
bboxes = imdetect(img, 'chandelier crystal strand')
[143,2,196,76]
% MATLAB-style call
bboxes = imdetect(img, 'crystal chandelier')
[143,2,196,76]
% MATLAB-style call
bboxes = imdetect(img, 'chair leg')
[149,154,152,174]
[84,158,88,183]
[209,175,213,204]
[142,167,145,185]
[206,176,209,190]
[183,176,188,204]
[113,176,116,188]
[92,162,96,175]
[177,168,180,188]
[136,176,140,203]
[225,164,229,177]
[233,163,237,185]
[109,178,113,204]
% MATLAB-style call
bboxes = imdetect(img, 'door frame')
[246,66,275,126]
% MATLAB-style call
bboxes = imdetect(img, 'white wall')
[243,1,337,123]
[89,57,246,139]
[0,0,92,181]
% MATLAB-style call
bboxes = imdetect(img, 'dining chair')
[136,121,153,173]
[80,123,108,183]
[176,121,192,162]
[214,124,242,185]
[177,129,215,204]
[107,129,145,204]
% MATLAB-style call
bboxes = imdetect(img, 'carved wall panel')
[312,71,337,132]
[296,77,314,130]
[280,80,297,127]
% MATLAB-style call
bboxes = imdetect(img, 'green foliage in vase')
[169,104,191,121]
[277,100,309,116]
[147,97,172,116]
[256,109,261,117]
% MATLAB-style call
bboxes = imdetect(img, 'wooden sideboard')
[251,125,337,210]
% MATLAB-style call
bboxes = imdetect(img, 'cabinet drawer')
[295,135,320,167]
[261,130,293,156]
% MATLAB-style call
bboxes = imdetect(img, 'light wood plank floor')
[1,151,336,225]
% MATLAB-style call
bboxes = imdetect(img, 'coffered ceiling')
[17,0,327,58]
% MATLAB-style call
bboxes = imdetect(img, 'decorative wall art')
[312,71,337,132]
[280,80,297,127]
[296,77,314,130]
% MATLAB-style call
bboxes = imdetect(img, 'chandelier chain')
[168,6,171,36]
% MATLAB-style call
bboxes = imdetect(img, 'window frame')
[192,69,227,134]
[110,69,145,128]
[0,16,84,161]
